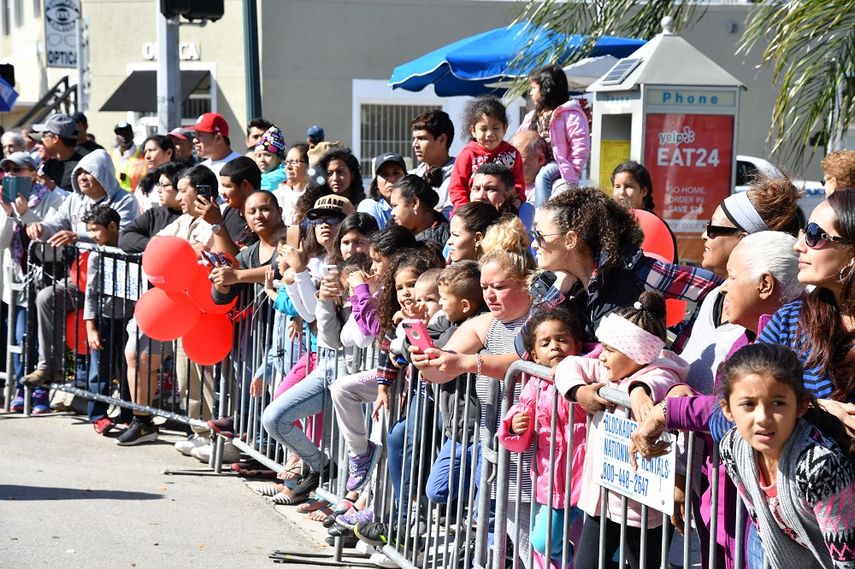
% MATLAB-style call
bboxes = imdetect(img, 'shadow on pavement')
[0,484,164,501]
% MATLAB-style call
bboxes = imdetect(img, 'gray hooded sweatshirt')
[40,149,140,243]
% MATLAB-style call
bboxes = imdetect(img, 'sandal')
[276,459,308,481]
[296,498,330,514]
[254,483,284,497]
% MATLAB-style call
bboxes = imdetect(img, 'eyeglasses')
[801,222,851,249]
[42,132,57,139]
[310,216,342,227]
[531,229,562,246]
[285,160,308,166]
[704,222,743,239]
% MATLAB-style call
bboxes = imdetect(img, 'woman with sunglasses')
[679,179,801,393]
[701,179,801,278]
[759,190,855,429]
[530,186,721,350]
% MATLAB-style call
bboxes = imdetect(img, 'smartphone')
[320,263,339,279]
[401,319,436,352]
[2,176,33,203]
[529,271,557,304]
[195,183,215,199]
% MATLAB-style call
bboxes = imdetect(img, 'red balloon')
[665,298,687,328]
[182,313,234,366]
[134,288,201,341]
[185,265,237,314]
[65,309,90,355]
[634,209,676,263]
[142,236,198,293]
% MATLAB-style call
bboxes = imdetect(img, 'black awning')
[99,70,209,112]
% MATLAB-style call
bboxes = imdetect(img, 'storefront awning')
[99,70,209,112]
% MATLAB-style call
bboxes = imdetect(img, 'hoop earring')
[839,263,853,283]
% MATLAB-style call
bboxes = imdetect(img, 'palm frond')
[740,0,855,167]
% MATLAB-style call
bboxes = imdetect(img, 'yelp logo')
[658,126,695,146]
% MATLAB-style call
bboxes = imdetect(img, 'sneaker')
[93,417,114,435]
[291,470,321,497]
[116,417,159,446]
[355,521,388,548]
[336,507,374,530]
[31,387,51,415]
[10,388,25,412]
[22,369,62,388]
[346,441,380,492]
[174,434,208,456]
[190,440,241,463]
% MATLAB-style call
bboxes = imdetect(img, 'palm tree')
[518,0,855,169]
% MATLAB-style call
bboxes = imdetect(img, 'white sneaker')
[190,440,241,463]
[174,434,208,456]
[369,552,397,568]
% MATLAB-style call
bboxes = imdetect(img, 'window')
[182,73,211,119]
[359,103,440,175]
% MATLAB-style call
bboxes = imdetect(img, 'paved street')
[0,410,336,569]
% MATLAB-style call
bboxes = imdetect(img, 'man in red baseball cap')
[192,113,242,195]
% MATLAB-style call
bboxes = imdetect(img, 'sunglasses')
[531,229,562,246]
[310,216,342,227]
[802,222,851,249]
[704,222,743,239]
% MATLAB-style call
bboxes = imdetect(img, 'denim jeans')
[534,162,562,207]
[425,437,479,504]
[746,521,765,569]
[386,393,436,504]
[260,348,336,472]
[87,317,131,423]
[12,306,26,384]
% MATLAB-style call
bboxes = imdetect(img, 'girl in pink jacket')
[553,292,688,569]
[499,306,588,569]
[518,65,591,207]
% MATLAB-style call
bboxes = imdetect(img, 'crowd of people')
[3,62,855,568]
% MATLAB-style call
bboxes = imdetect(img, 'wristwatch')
[211,223,223,235]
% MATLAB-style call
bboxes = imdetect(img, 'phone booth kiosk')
[587,17,744,263]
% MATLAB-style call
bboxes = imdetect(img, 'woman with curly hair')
[531,186,722,348]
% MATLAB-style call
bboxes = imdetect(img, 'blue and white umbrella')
[0,76,19,112]
[390,22,645,97]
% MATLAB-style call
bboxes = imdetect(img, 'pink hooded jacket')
[553,349,689,528]
[518,99,590,185]
[499,375,587,510]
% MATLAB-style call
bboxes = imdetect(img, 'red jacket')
[448,140,526,211]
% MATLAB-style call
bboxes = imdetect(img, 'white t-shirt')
[201,150,243,196]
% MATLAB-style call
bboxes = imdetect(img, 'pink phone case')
[402,319,435,352]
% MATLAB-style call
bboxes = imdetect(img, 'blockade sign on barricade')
[590,410,676,516]
[102,257,147,300]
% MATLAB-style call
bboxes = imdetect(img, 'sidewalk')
[0,411,352,569]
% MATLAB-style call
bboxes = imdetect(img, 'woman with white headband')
[552,291,689,569]
[701,178,801,278]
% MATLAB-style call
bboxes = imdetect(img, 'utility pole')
[156,6,181,133]
[243,0,262,121]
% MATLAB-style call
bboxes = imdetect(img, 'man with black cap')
[32,114,85,192]
[110,122,147,193]
[71,112,103,154]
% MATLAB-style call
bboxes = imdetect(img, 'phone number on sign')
[601,463,649,497]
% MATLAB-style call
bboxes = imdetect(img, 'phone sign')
[45,0,81,68]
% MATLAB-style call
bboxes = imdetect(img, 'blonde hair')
[479,217,535,279]
[822,150,855,190]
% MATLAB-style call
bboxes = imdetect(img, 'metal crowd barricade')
[21,241,225,436]
[14,239,764,569]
